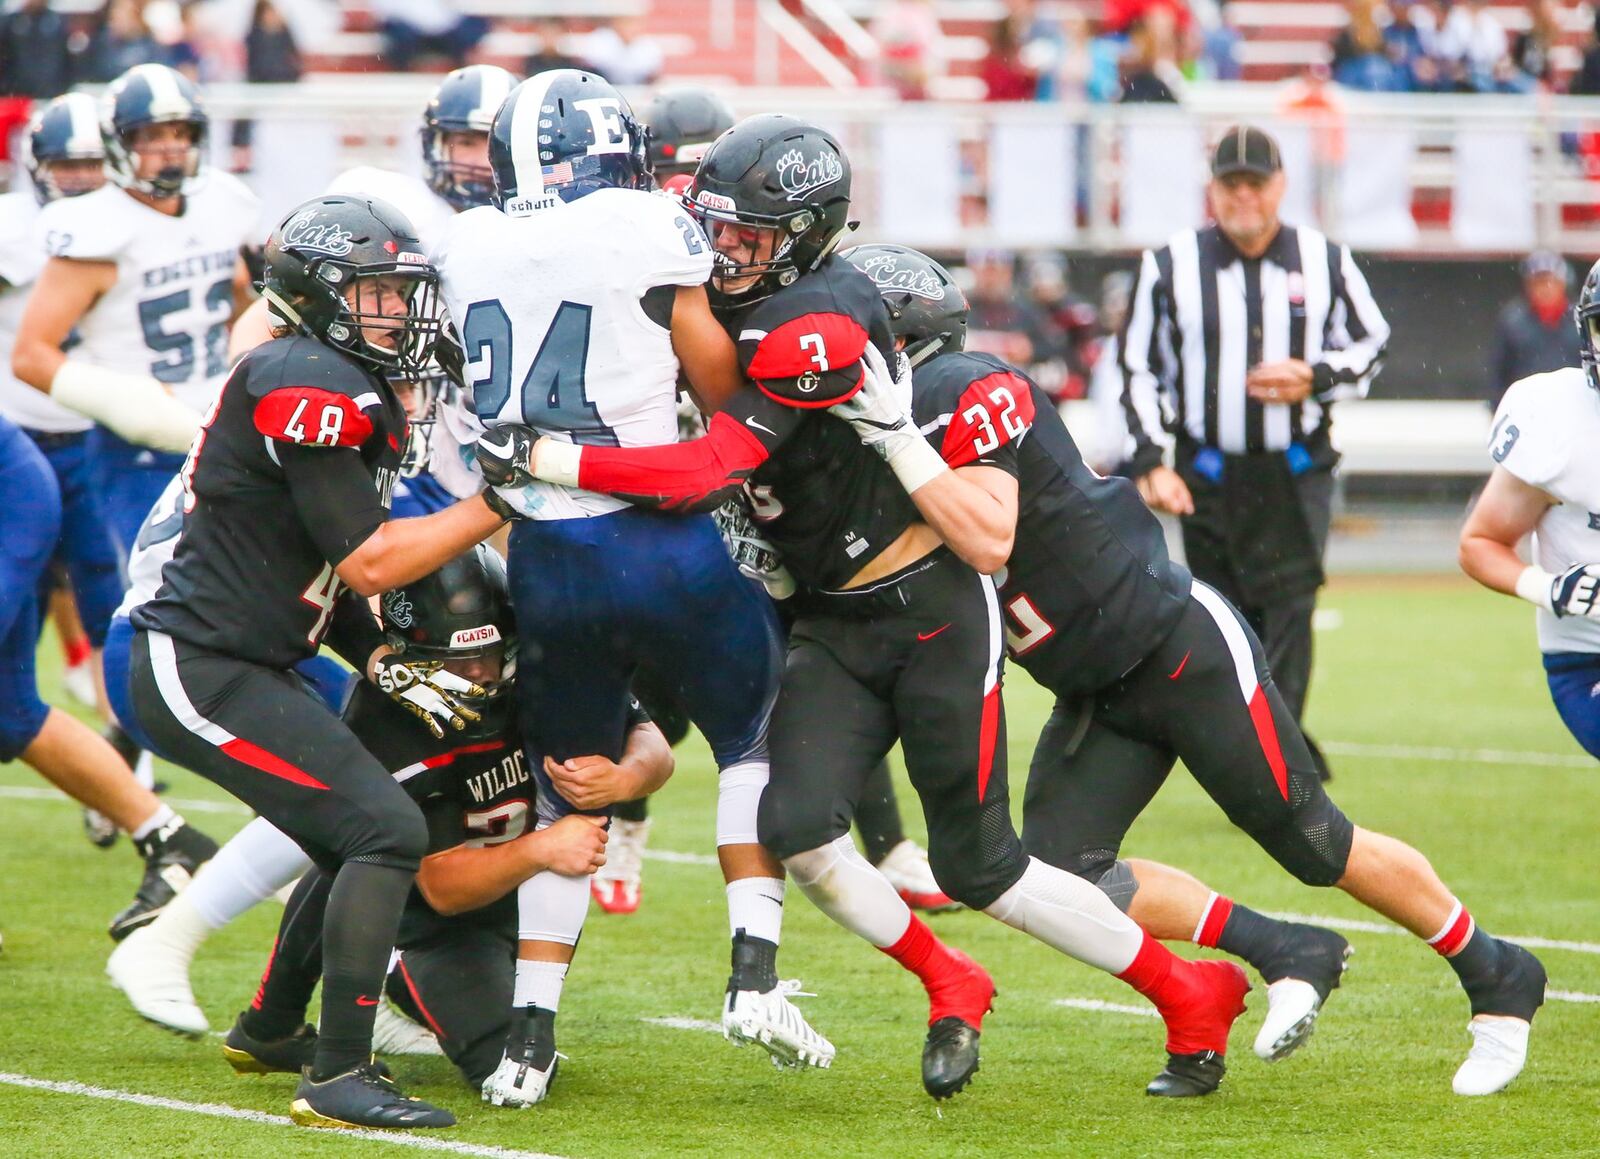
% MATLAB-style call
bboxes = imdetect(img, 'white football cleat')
[63,657,99,710]
[875,841,960,913]
[106,925,209,1037]
[481,1052,559,1108]
[723,980,835,1069]
[1452,1016,1531,1096]
[1253,979,1324,1062]
[373,1000,444,1056]
[591,818,649,914]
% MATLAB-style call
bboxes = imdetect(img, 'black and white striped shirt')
[1118,223,1389,474]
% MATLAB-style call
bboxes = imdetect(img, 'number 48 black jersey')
[131,334,406,669]
[910,351,1191,696]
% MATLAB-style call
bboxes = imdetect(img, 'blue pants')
[27,430,123,647]
[390,470,455,518]
[1543,651,1600,760]
[90,428,186,564]
[508,508,782,819]
[105,614,353,758]
[0,419,61,760]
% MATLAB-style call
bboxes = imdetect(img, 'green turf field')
[2,576,1597,1158]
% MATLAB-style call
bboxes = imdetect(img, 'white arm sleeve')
[50,361,202,454]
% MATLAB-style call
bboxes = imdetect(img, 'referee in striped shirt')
[1119,124,1389,780]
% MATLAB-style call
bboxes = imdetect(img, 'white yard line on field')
[641,1017,723,1034]
[1052,998,1160,1019]
[1265,910,1600,957]
[0,1073,567,1158]
[1319,741,1593,769]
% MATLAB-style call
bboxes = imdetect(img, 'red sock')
[1192,893,1233,948]
[64,637,91,667]
[1426,901,1475,957]
[881,916,992,1028]
[1117,932,1246,1055]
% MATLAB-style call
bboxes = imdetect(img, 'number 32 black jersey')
[132,334,405,669]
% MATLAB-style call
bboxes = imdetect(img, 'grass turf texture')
[1,575,1596,1158]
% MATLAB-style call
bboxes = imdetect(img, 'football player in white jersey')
[11,64,260,561]
[107,64,517,1038]
[436,70,830,1106]
[1463,256,1600,766]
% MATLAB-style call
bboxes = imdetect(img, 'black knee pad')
[756,782,848,861]
[926,798,1027,911]
[347,795,430,870]
[1261,789,1354,887]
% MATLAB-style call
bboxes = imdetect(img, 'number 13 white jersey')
[433,187,713,519]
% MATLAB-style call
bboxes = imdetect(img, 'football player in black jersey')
[479,115,1252,1102]
[126,195,519,1131]
[224,546,667,1102]
[848,243,1548,1098]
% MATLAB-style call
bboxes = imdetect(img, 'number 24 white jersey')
[433,187,713,519]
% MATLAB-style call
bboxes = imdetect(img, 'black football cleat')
[223,1014,319,1075]
[1147,1049,1226,1097]
[108,817,219,941]
[82,807,119,849]
[922,1017,981,1100]
[290,1063,455,1130]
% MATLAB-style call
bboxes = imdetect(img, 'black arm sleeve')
[322,588,383,673]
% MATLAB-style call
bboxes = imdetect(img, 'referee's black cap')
[1212,124,1282,178]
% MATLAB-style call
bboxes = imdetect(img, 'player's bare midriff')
[841,522,941,589]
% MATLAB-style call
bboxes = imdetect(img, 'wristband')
[880,430,951,494]
[1514,565,1555,612]
[51,360,202,454]
[535,439,583,489]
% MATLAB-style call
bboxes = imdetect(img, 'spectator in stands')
[1105,0,1191,40]
[81,0,164,84]
[1118,7,1183,101]
[1382,0,1443,90]
[871,0,945,99]
[980,9,1039,100]
[1572,10,1600,94]
[162,2,206,81]
[1331,0,1406,90]
[524,17,581,75]
[371,0,488,72]
[1438,0,1528,91]
[0,0,76,99]
[1025,255,1100,400]
[1510,0,1561,88]
[1085,270,1137,474]
[574,14,664,87]
[1191,0,1241,80]
[1019,3,1093,100]
[965,249,1059,372]
[231,0,305,169]
[1488,251,1582,406]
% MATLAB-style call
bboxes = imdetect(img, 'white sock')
[513,959,570,1010]
[725,876,786,945]
[983,857,1143,974]
[131,749,155,790]
[129,804,175,842]
[785,835,913,949]
[185,817,310,928]
[133,888,213,964]
[516,867,591,945]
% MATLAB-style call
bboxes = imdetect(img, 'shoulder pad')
[37,188,133,263]
[246,337,383,448]
[914,354,1037,468]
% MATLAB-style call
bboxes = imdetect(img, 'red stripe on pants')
[221,737,330,790]
[397,956,449,1040]
[976,685,1000,802]
[1246,687,1289,801]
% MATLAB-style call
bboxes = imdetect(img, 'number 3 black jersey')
[569,256,924,591]
[910,351,1190,696]
[131,334,405,669]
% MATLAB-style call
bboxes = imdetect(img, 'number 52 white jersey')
[433,186,713,519]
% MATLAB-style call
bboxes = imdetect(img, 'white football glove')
[372,655,483,738]
[827,342,948,494]
[1551,563,1600,618]
[713,500,796,600]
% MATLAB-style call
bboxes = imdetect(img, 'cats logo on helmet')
[775,148,843,202]
[280,208,355,257]
[853,253,947,301]
[383,591,416,628]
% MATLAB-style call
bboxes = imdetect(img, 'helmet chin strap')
[261,286,304,329]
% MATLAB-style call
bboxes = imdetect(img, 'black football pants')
[1022,582,1354,889]
[757,549,1026,910]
